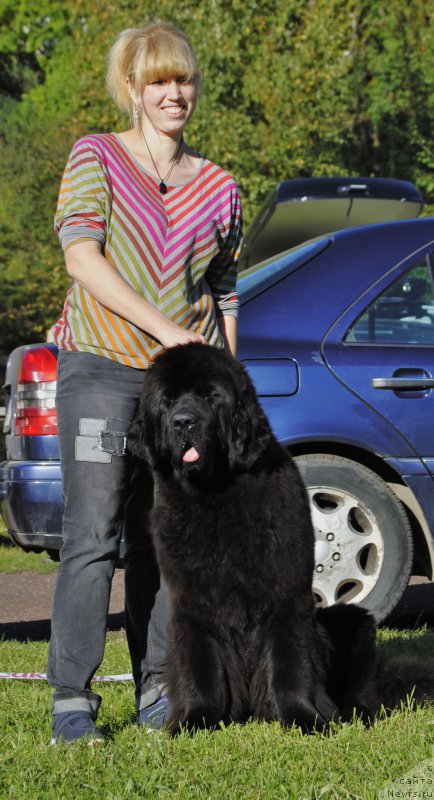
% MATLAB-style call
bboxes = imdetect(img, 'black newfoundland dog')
[128,343,433,732]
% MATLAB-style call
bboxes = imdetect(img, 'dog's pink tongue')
[183,447,200,463]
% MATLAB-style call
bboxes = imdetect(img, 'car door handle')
[372,377,434,390]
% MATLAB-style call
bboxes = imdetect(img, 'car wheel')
[294,454,413,622]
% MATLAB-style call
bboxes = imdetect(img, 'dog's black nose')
[171,410,197,429]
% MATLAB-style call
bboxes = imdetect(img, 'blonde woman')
[48,22,242,743]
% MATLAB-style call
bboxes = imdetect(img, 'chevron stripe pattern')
[53,134,242,369]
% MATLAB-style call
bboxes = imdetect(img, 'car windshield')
[237,237,331,304]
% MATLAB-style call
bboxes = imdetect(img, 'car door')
[322,249,434,474]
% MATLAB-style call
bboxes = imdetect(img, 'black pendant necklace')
[139,129,183,194]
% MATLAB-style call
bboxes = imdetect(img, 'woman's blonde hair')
[107,23,200,123]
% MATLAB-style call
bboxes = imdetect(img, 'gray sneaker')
[138,695,171,731]
[51,711,104,745]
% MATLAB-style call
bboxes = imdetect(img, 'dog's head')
[128,343,272,479]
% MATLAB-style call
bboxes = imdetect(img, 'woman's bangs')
[139,40,198,85]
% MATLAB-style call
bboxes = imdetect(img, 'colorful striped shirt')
[53,133,243,369]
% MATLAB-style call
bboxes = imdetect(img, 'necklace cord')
[139,129,183,194]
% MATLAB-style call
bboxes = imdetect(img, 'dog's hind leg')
[375,655,434,711]
[316,604,379,722]
[165,612,229,734]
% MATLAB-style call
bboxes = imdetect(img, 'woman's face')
[140,77,198,136]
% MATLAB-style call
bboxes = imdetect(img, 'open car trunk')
[239,177,424,269]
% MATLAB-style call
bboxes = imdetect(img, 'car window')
[346,255,434,344]
[238,237,331,304]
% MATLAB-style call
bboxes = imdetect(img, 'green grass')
[0,517,58,573]
[1,518,433,798]
[0,628,433,800]
[0,536,58,573]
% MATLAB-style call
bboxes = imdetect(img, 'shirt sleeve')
[207,182,243,318]
[54,136,112,252]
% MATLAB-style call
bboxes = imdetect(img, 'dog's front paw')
[278,699,330,734]
[167,705,222,735]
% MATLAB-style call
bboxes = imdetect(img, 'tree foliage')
[0,0,433,356]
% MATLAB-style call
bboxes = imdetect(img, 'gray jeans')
[47,350,169,717]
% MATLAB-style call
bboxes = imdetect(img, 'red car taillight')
[15,347,58,436]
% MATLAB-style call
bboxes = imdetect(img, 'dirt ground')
[0,568,125,640]
[0,569,433,641]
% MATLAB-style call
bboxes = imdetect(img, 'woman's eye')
[150,78,189,85]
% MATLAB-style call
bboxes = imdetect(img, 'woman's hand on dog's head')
[158,322,207,349]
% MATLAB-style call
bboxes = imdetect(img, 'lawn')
[0,537,58,574]
[0,518,58,574]
[0,628,433,799]
[1,527,433,798]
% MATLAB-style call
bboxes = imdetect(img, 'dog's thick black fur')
[128,343,434,732]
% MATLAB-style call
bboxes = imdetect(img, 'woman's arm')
[65,240,206,349]
[207,183,242,358]
[218,314,237,357]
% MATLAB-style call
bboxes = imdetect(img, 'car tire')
[294,454,413,623]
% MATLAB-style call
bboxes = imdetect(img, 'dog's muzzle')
[169,407,202,465]
[170,409,198,431]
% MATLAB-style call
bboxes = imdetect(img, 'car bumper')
[0,460,63,552]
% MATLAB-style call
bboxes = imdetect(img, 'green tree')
[0,0,71,98]
[0,0,433,357]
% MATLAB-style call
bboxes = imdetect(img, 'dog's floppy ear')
[127,383,161,468]
[228,367,272,470]
[127,411,152,462]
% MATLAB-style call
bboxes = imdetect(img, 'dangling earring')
[132,102,140,129]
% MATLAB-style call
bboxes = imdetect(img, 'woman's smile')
[161,104,186,118]
[141,79,197,133]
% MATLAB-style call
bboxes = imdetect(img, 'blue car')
[2,178,434,622]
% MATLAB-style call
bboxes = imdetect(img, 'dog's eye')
[205,390,222,402]
[159,394,174,410]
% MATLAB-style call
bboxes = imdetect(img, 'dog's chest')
[152,479,288,613]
